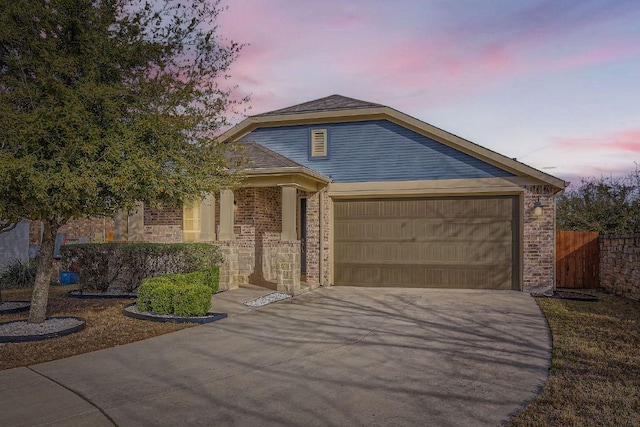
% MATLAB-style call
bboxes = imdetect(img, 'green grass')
[509,291,640,426]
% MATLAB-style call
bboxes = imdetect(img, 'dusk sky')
[217,0,640,186]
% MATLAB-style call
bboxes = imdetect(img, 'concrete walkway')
[0,287,551,427]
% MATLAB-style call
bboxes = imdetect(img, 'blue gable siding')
[239,120,514,183]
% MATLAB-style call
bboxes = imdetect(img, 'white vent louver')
[311,129,327,157]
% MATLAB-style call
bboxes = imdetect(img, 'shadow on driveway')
[12,287,551,426]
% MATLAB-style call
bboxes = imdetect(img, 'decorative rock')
[0,301,31,315]
[0,317,86,343]
[243,292,292,307]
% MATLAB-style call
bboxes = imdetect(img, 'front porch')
[197,143,331,295]
[215,179,327,295]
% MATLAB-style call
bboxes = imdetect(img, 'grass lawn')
[508,290,640,426]
[0,285,193,371]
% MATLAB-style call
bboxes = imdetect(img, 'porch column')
[281,185,297,241]
[127,201,144,242]
[200,193,216,241]
[219,189,235,240]
[113,210,128,241]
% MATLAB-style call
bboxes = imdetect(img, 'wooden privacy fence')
[556,230,599,289]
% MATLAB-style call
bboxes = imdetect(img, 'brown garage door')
[334,196,519,289]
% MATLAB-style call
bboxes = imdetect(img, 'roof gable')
[220,95,567,191]
[239,120,515,183]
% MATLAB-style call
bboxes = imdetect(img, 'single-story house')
[46,95,567,294]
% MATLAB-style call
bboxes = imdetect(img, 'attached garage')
[333,196,520,290]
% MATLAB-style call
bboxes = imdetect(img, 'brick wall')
[221,187,282,285]
[218,240,255,290]
[600,235,640,300]
[523,185,556,291]
[144,207,182,226]
[277,240,301,294]
[143,207,183,243]
[255,187,281,282]
[305,191,320,285]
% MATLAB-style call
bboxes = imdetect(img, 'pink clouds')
[213,0,640,137]
[556,128,640,152]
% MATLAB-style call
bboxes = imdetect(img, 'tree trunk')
[29,219,59,323]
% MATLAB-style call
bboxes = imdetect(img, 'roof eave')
[240,167,332,192]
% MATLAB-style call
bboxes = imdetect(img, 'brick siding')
[143,206,183,243]
[523,185,556,290]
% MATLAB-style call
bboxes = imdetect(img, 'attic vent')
[310,129,327,157]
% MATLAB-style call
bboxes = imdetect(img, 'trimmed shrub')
[62,243,223,293]
[172,284,213,316]
[136,269,213,316]
[149,281,178,314]
[136,279,155,312]
[185,266,220,293]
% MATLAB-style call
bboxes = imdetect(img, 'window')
[310,129,328,157]
[182,202,201,242]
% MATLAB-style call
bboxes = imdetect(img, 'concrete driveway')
[1,287,550,426]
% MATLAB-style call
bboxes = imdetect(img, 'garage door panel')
[335,263,512,289]
[334,196,519,289]
[336,219,512,242]
[336,242,512,263]
[335,198,513,220]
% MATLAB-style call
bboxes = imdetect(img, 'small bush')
[136,269,214,316]
[149,281,178,314]
[185,266,220,293]
[0,259,37,289]
[173,284,213,316]
[136,280,155,312]
[62,243,223,293]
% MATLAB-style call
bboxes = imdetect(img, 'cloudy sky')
[217,0,640,185]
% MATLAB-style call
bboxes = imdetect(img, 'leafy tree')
[0,0,245,323]
[557,169,640,234]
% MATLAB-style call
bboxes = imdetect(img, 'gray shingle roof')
[229,142,303,169]
[253,94,383,117]
[228,142,331,183]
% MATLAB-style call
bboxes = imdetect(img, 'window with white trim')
[310,129,328,157]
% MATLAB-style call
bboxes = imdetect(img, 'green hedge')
[61,243,223,293]
[136,268,217,316]
[173,285,213,316]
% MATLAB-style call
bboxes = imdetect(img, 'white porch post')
[219,189,235,240]
[200,193,216,241]
[281,186,297,241]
